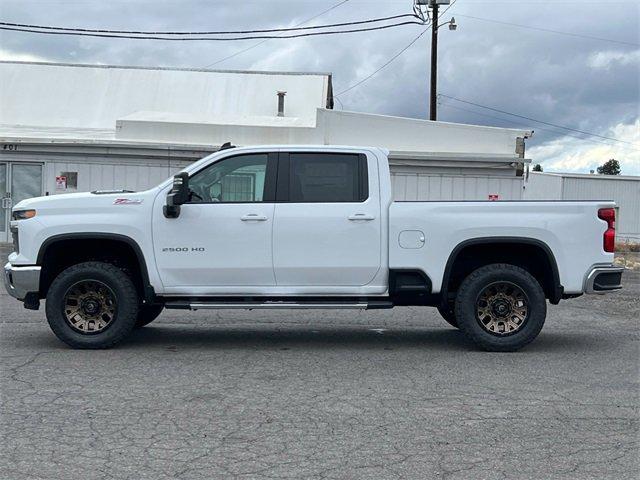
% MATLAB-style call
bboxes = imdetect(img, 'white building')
[524,172,640,241]
[0,61,533,243]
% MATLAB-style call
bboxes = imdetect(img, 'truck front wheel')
[45,262,139,349]
[454,263,546,352]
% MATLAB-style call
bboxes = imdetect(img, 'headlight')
[12,209,36,220]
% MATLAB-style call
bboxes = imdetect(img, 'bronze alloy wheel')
[62,280,117,334]
[475,281,529,336]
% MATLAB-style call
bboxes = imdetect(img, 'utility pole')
[420,0,456,121]
[429,2,439,121]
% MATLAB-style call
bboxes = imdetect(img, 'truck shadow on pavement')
[114,324,610,354]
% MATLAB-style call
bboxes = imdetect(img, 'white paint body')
[10,146,615,296]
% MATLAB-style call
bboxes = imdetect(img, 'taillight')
[598,208,616,253]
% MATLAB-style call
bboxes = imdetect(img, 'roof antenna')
[219,142,235,150]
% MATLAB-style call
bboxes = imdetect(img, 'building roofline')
[0,60,333,78]
[531,171,640,181]
[327,108,533,137]
[0,135,532,165]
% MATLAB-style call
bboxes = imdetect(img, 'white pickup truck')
[4,145,623,351]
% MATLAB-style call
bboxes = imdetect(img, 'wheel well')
[443,240,561,303]
[38,236,148,299]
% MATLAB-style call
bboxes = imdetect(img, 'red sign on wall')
[488,194,500,201]
[55,176,67,190]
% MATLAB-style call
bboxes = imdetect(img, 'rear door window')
[284,153,367,203]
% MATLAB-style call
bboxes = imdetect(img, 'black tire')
[135,304,164,328]
[454,263,546,352]
[45,261,139,349]
[437,304,458,328]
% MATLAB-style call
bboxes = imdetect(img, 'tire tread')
[45,261,139,349]
[454,263,546,352]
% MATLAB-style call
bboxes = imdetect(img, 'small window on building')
[289,153,364,202]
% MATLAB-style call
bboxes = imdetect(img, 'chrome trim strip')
[584,266,624,294]
[189,302,368,310]
[4,263,41,301]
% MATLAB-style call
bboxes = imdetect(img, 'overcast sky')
[1,0,638,174]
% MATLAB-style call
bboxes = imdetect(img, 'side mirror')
[163,172,189,218]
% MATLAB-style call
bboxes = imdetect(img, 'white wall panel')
[391,172,523,201]
[562,177,640,239]
[523,172,563,199]
[39,156,182,194]
[525,173,640,240]
[321,110,530,156]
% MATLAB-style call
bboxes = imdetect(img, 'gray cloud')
[1,0,638,172]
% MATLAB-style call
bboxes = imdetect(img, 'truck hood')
[13,190,154,213]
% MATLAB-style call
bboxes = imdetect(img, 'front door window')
[188,154,269,203]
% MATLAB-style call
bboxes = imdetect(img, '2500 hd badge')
[162,247,206,252]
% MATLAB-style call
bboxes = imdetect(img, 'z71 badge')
[113,198,143,205]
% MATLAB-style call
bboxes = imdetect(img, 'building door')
[0,163,43,243]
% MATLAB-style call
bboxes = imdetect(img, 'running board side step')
[164,299,393,310]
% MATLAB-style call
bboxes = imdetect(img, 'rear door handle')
[348,213,375,221]
[241,214,268,221]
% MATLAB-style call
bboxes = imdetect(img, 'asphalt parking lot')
[1,251,638,479]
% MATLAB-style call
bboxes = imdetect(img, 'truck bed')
[389,201,615,294]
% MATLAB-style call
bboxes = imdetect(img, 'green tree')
[532,164,543,172]
[597,159,621,175]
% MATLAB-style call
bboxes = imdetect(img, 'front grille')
[10,226,19,254]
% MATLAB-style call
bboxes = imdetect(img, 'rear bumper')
[584,266,624,294]
[4,263,41,301]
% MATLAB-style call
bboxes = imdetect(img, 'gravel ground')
[1,244,638,479]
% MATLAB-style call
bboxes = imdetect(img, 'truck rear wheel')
[45,261,139,349]
[454,263,546,352]
[135,304,164,328]
[437,304,458,328]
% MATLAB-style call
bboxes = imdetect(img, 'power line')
[334,27,430,96]
[0,13,417,36]
[455,14,639,47]
[334,0,457,98]
[439,101,640,151]
[439,94,638,146]
[202,0,352,68]
[0,20,425,41]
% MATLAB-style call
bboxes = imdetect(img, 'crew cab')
[4,145,624,351]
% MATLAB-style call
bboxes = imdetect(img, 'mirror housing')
[163,172,190,219]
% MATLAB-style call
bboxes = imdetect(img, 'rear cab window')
[277,152,368,203]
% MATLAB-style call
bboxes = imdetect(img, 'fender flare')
[440,236,563,305]
[37,232,155,301]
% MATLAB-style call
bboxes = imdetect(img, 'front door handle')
[348,213,375,221]
[241,214,268,221]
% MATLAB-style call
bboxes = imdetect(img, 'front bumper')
[4,263,41,301]
[584,266,624,294]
